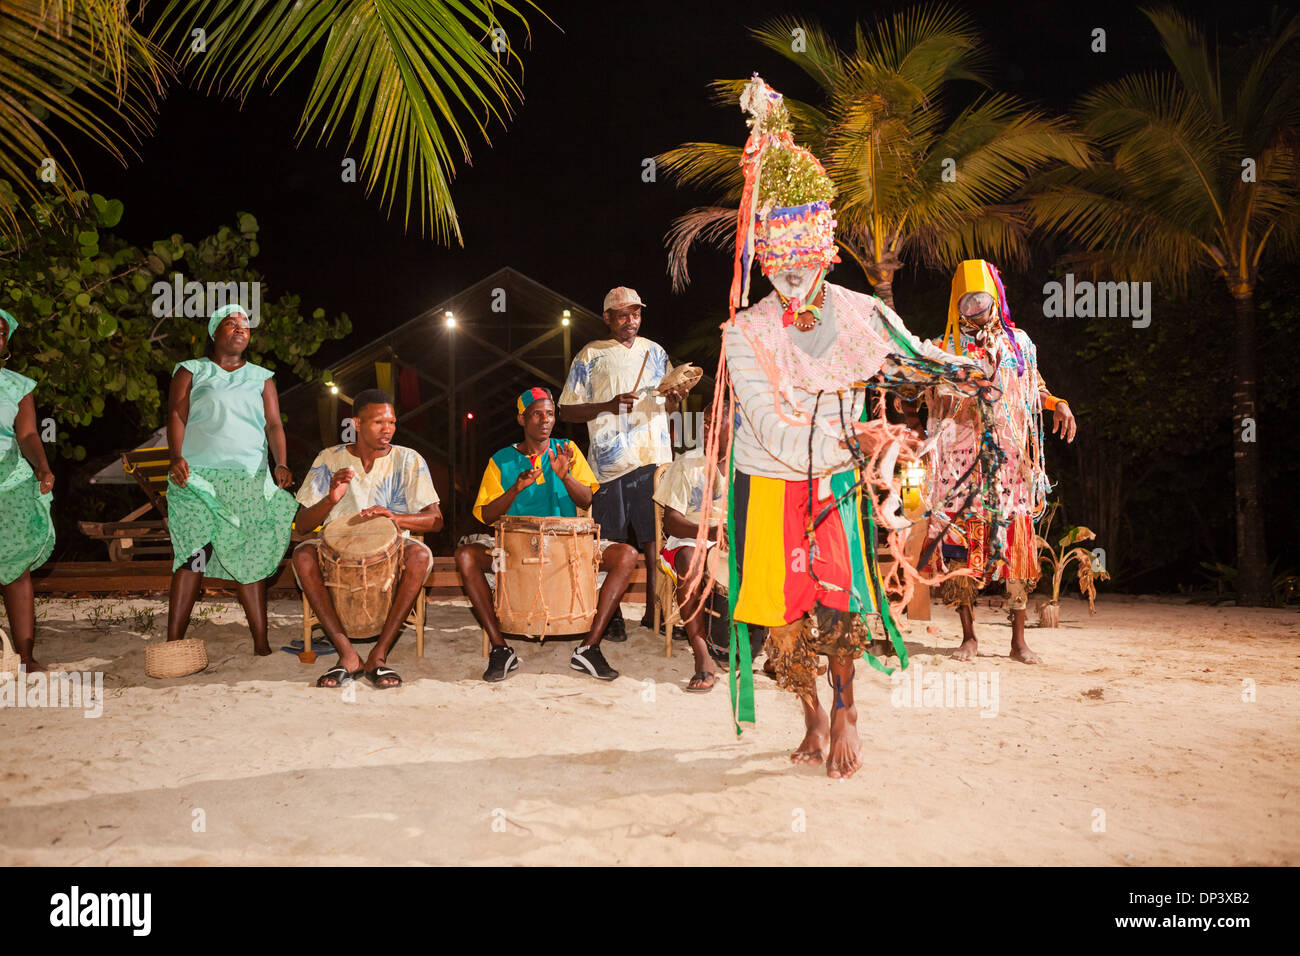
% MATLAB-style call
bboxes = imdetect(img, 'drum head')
[497,515,599,536]
[322,515,399,557]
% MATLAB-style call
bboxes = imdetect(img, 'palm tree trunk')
[871,277,895,310]
[1233,290,1269,605]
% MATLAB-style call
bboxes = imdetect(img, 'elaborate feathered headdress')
[729,75,839,322]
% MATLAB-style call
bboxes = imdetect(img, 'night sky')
[72,0,1284,370]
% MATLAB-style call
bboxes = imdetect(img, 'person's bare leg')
[363,542,431,685]
[167,568,204,642]
[2,573,43,672]
[233,578,271,656]
[640,540,659,630]
[952,604,978,661]
[825,656,863,780]
[793,690,829,765]
[674,548,715,689]
[1009,608,1041,663]
[768,619,828,764]
[292,545,363,678]
[454,544,506,648]
[583,544,636,647]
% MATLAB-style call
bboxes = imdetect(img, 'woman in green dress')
[0,309,57,672]
[166,304,297,655]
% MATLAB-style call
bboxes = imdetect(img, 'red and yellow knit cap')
[516,387,553,415]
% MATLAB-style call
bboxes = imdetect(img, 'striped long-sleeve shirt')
[725,284,967,481]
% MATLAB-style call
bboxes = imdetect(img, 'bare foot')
[19,656,47,674]
[1010,641,1042,664]
[791,711,829,765]
[826,704,862,780]
[951,637,978,661]
[252,639,272,657]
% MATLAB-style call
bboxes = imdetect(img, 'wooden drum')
[494,516,600,636]
[319,516,403,639]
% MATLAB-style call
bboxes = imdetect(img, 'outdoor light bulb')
[444,311,455,327]
[561,317,570,327]
[466,412,474,421]
[330,385,339,395]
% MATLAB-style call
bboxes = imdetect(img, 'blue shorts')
[592,463,657,549]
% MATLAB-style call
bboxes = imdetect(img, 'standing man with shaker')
[559,287,685,640]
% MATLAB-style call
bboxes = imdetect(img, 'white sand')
[1,595,1296,865]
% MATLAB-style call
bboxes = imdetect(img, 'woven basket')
[1,627,22,681]
[145,638,208,678]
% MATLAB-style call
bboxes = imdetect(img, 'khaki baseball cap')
[603,287,645,312]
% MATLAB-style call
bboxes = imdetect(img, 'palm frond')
[655,142,744,201]
[664,205,736,293]
[0,0,169,244]
[149,0,545,244]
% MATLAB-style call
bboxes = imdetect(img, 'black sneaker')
[603,606,628,642]
[482,645,520,682]
[570,643,619,681]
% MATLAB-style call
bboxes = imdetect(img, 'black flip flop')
[366,666,402,689]
[316,665,361,688]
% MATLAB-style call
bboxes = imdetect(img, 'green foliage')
[0,188,351,459]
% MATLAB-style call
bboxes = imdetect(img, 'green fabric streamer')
[726,440,755,733]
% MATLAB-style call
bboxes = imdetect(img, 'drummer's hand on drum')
[170,455,189,488]
[328,467,355,504]
[663,386,685,413]
[548,442,573,481]
[358,505,396,521]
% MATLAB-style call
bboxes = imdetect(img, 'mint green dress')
[0,369,55,585]
[166,359,296,583]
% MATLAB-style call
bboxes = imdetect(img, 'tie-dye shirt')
[559,337,674,483]
[295,444,438,535]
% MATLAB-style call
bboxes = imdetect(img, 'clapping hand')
[514,468,540,492]
[548,442,573,481]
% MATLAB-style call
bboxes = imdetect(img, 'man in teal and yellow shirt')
[454,388,637,682]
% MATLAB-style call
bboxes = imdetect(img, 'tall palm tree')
[0,0,546,247]
[1025,7,1300,606]
[657,5,1093,309]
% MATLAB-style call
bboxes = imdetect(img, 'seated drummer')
[454,387,637,683]
[292,389,442,689]
[653,405,730,693]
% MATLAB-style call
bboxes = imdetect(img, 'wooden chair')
[300,534,428,657]
[650,462,679,657]
[79,447,174,560]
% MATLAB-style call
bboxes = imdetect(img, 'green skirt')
[0,447,55,585]
[167,467,296,584]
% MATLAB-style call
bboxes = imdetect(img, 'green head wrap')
[0,308,16,338]
[208,303,257,339]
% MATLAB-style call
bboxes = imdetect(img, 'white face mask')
[770,268,819,302]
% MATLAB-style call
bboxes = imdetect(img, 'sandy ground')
[0,594,1296,866]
